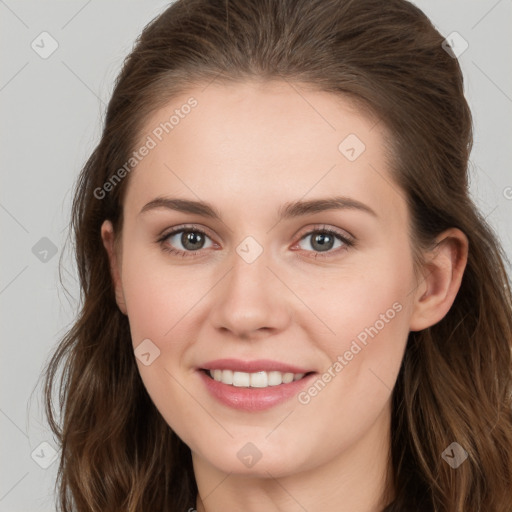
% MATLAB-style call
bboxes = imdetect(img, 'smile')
[197,359,318,411]
[206,369,308,388]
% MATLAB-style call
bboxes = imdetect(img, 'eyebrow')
[139,195,378,220]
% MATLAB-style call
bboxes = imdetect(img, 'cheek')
[298,247,413,356]
[295,247,414,413]
[120,253,202,435]
[120,250,204,347]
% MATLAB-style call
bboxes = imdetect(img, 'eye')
[157,225,216,257]
[157,224,354,259]
[292,226,354,258]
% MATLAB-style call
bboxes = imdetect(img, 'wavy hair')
[42,0,512,510]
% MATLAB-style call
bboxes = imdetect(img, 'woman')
[43,0,512,510]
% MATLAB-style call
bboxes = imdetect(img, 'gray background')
[1,1,510,510]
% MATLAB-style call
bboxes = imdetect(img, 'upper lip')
[200,358,314,374]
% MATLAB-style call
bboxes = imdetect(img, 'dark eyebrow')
[140,197,223,219]
[139,196,377,220]
[278,196,377,219]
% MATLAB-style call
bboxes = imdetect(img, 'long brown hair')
[42,0,512,510]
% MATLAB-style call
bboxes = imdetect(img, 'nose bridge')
[209,236,291,336]
[225,239,275,304]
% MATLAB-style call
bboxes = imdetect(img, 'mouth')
[201,368,315,388]
[196,359,318,411]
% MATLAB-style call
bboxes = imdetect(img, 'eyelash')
[156,224,355,260]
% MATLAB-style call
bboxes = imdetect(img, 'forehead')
[124,80,405,224]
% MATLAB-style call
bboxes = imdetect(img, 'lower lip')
[198,370,316,411]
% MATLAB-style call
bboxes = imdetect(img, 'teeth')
[232,371,250,387]
[250,371,268,388]
[208,369,306,388]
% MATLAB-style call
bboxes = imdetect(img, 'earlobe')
[409,228,468,332]
[100,220,128,315]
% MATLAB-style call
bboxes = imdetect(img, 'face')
[103,80,421,478]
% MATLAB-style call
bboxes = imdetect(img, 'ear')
[101,220,127,315]
[409,228,468,332]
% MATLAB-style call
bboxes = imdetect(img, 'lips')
[197,358,317,411]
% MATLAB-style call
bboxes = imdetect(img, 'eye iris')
[174,230,339,252]
[182,231,205,250]
[311,232,334,252]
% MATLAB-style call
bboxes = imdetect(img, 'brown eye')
[291,226,355,259]
[179,231,207,251]
[159,227,215,257]
[307,232,337,252]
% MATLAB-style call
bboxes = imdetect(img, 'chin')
[194,439,314,478]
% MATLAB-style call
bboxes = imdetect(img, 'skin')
[101,80,468,512]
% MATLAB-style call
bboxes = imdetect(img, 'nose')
[209,246,293,340]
